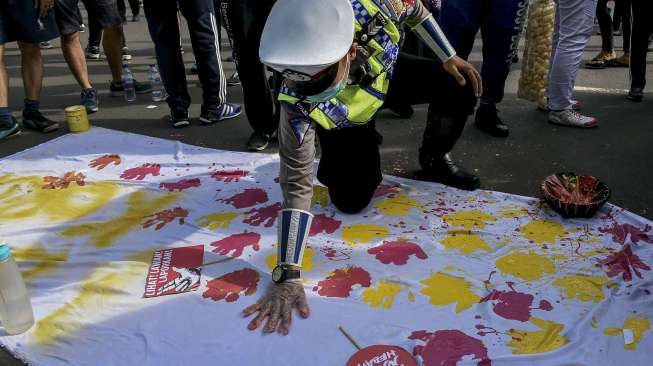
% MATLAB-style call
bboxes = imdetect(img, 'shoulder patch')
[379,0,407,21]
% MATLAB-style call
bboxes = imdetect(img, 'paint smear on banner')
[342,224,388,246]
[420,272,480,313]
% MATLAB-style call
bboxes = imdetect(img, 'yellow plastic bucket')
[64,105,90,133]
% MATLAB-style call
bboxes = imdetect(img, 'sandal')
[605,55,629,68]
[584,50,616,69]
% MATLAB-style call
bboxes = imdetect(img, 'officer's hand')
[243,280,310,335]
[36,0,54,18]
[443,56,483,97]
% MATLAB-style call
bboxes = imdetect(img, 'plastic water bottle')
[0,244,35,335]
[149,64,165,102]
[122,64,137,102]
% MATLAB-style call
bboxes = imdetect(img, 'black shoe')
[227,71,241,86]
[169,107,190,128]
[190,64,198,75]
[22,110,59,133]
[86,46,101,60]
[110,80,152,97]
[475,103,509,138]
[627,87,644,102]
[247,131,274,151]
[418,153,480,191]
[131,14,140,22]
[0,116,21,140]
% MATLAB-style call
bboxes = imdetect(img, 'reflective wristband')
[411,14,457,62]
[278,209,313,267]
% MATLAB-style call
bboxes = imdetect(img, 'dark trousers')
[87,0,127,49]
[629,0,653,89]
[439,0,527,105]
[597,0,631,53]
[219,0,279,135]
[144,0,226,109]
[318,52,477,213]
[120,0,140,17]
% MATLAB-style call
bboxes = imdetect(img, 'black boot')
[419,152,480,191]
[418,111,480,191]
[475,103,509,138]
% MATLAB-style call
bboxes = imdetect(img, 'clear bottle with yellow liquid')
[0,244,35,335]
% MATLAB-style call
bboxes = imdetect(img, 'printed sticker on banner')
[143,245,205,298]
[347,345,417,366]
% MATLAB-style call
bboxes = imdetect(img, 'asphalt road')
[1,12,652,366]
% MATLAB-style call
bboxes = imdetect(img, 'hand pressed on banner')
[443,56,483,97]
[243,280,310,336]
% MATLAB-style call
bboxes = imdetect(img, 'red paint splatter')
[89,154,121,170]
[475,324,501,337]
[320,246,352,261]
[480,290,534,322]
[212,169,249,183]
[367,241,428,265]
[313,266,371,298]
[159,178,201,192]
[483,271,497,288]
[42,171,86,189]
[203,268,259,302]
[221,188,269,209]
[599,223,653,245]
[142,207,189,230]
[309,214,342,236]
[244,202,282,227]
[210,232,261,257]
[121,163,161,180]
[409,330,491,366]
[373,184,401,198]
[538,300,554,311]
[598,245,651,281]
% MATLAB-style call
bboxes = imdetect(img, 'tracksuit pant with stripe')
[143,0,226,110]
[439,0,529,105]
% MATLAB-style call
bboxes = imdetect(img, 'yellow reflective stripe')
[337,87,383,124]
[310,109,338,130]
[278,92,299,104]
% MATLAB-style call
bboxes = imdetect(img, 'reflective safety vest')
[278,0,403,130]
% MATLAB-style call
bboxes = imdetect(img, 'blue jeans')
[439,0,528,105]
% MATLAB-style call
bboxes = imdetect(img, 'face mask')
[306,57,350,103]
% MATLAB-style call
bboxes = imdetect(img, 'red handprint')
[367,240,428,265]
[89,154,122,170]
[203,268,260,303]
[243,202,282,227]
[159,178,201,192]
[212,169,249,183]
[142,207,189,230]
[599,245,651,281]
[120,163,161,180]
[221,188,268,209]
[210,232,261,257]
[309,214,342,236]
[373,184,402,198]
[42,171,86,189]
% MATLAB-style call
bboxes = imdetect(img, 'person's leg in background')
[54,0,99,113]
[221,0,278,151]
[128,0,141,21]
[3,0,60,133]
[586,0,617,68]
[609,0,632,67]
[475,0,528,138]
[547,0,598,128]
[86,11,104,60]
[626,0,653,102]
[0,19,20,139]
[80,0,150,96]
[176,0,241,125]
[384,52,479,190]
[143,0,192,127]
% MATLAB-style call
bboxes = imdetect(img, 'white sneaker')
[537,99,581,112]
[548,109,598,128]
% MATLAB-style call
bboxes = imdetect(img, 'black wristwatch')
[272,265,301,284]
